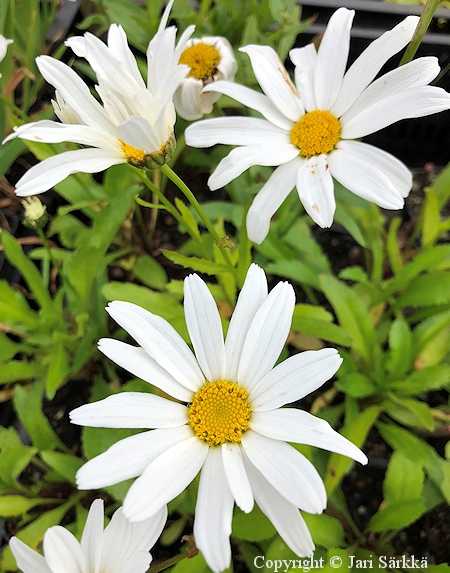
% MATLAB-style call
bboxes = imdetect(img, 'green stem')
[147,552,187,573]
[399,0,441,65]
[160,164,235,272]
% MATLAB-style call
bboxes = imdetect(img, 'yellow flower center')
[188,380,251,447]
[179,43,221,81]
[290,110,341,158]
[119,139,146,165]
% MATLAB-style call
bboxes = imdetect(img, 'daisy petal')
[341,57,442,137]
[98,339,193,402]
[335,140,412,198]
[241,432,326,513]
[332,15,420,117]
[117,116,161,153]
[222,443,254,513]
[251,409,368,465]
[246,158,300,244]
[296,154,335,228]
[70,392,188,429]
[194,448,234,573]
[14,148,123,197]
[76,427,193,489]
[243,456,315,557]
[238,281,295,393]
[121,554,153,573]
[107,25,146,89]
[123,437,208,521]
[314,8,354,110]
[225,264,268,381]
[251,348,342,410]
[43,527,86,573]
[174,77,204,121]
[240,45,304,121]
[9,538,52,573]
[328,145,404,209]
[184,274,226,381]
[81,499,104,573]
[202,81,293,130]
[208,144,299,191]
[106,301,204,392]
[290,44,317,112]
[185,116,289,147]
[341,85,450,139]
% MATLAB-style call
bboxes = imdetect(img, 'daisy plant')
[9,498,167,573]
[70,264,367,573]
[185,8,450,243]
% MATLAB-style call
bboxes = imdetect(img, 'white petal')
[335,140,412,199]
[194,448,234,573]
[98,339,192,402]
[43,527,85,573]
[290,44,317,112]
[243,457,315,557]
[184,274,226,382]
[202,81,293,130]
[81,499,104,573]
[314,8,354,110]
[185,116,290,148]
[328,145,404,209]
[117,116,160,153]
[76,427,193,489]
[9,538,52,573]
[332,15,420,117]
[107,25,146,89]
[225,264,268,381]
[241,432,326,513]
[246,158,300,244]
[208,144,299,191]
[14,148,124,197]
[341,85,450,140]
[0,36,13,62]
[238,282,295,393]
[123,437,209,521]
[106,301,204,392]
[251,409,368,465]
[240,45,304,121]
[120,553,153,573]
[36,56,112,133]
[296,154,335,228]
[341,57,442,138]
[70,392,188,429]
[222,443,254,513]
[174,78,204,121]
[251,348,342,411]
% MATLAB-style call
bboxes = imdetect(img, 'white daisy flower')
[0,35,13,77]
[9,498,167,573]
[70,264,367,573]
[174,36,237,120]
[3,0,194,197]
[185,8,450,244]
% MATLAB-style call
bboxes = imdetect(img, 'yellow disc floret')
[290,110,341,158]
[188,380,251,447]
[119,139,146,165]
[179,43,221,81]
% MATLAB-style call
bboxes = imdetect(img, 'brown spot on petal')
[34,135,42,140]
[278,66,300,98]
[311,203,319,213]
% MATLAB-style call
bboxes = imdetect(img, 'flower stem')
[399,0,441,65]
[160,164,235,272]
[147,552,187,573]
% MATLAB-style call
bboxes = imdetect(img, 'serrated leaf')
[368,499,425,532]
[162,249,230,275]
[0,427,37,487]
[384,451,424,505]
[335,373,376,398]
[232,505,276,541]
[302,513,345,548]
[40,451,83,485]
[0,361,42,385]
[383,398,434,431]
[0,281,38,327]
[396,271,450,308]
[265,260,320,289]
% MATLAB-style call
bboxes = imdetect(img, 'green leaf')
[162,249,230,275]
[368,498,425,532]
[422,187,441,247]
[283,219,331,275]
[383,398,434,430]
[171,553,208,573]
[46,332,70,399]
[14,381,69,452]
[335,373,376,398]
[0,426,37,488]
[383,451,424,505]
[132,255,168,290]
[302,513,345,548]
[232,505,276,541]
[0,333,20,361]
[263,537,298,572]
[0,495,51,517]
[0,281,38,327]
[386,317,412,379]
[265,260,321,289]
[395,270,450,308]
[0,231,52,311]
[40,451,83,485]
[412,308,450,357]
[0,361,43,385]
[388,365,450,395]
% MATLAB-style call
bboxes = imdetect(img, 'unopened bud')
[21,197,47,229]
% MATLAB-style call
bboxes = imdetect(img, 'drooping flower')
[9,498,167,573]
[185,9,450,243]
[3,0,194,196]
[70,264,367,573]
[0,35,13,77]
[174,36,237,120]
